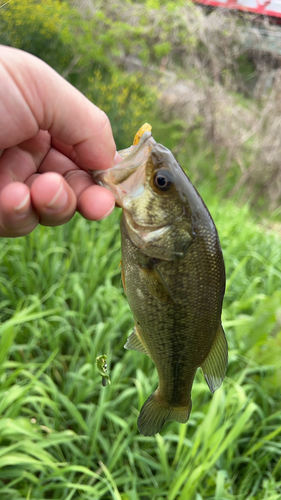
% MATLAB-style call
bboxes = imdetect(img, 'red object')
[194,0,281,18]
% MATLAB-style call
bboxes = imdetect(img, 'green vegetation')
[2,0,281,206]
[0,0,158,148]
[0,0,281,498]
[0,202,280,499]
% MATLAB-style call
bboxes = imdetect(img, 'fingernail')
[47,182,68,210]
[14,192,30,213]
[99,201,115,220]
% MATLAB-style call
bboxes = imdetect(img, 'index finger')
[0,45,116,171]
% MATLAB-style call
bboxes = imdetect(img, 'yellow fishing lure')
[133,123,152,145]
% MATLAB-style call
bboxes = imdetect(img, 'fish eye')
[153,170,173,191]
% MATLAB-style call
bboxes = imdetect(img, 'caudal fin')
[137,391,192,436]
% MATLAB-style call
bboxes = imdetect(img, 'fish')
[90,125,227,436]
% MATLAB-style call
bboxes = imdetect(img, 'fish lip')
[89,131,153,181]
[118,130,152,160]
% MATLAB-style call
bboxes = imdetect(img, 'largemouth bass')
[91,126,227,436]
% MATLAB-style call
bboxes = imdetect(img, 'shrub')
[0,0,158,148]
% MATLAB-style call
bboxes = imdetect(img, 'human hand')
[0,45,118,237]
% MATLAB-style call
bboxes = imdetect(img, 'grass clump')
[0,196,280,499]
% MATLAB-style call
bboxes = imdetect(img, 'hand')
[0,45,118,237]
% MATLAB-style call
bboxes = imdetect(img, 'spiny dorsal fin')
[124,326,150,357]
[201,324,228,393]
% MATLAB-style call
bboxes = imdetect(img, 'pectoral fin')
[140,260,177,304]
[201,324,228,393]
[124,325,151,357]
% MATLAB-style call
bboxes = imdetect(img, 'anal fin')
[201,324,228,393]
[124,325,150,357]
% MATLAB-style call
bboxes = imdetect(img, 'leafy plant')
[0,199,280,498]
[0,0,158,149]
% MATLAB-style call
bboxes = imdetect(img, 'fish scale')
[91,126,228,436]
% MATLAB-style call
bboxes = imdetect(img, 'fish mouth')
[117,130,151,163]
[90,130,184,234]
[89,131,154,193]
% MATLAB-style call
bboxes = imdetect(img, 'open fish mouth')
[89,131,154,192]
[90,127,187,237]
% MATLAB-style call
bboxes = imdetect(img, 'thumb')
[0,45,116,171]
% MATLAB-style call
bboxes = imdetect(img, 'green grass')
[0,197,280,500]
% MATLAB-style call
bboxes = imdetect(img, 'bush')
[0,0,158,148]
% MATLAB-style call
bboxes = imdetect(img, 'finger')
[0,182,39,237]
[77,185,115,221]
[30,172,77,227]
[37,145,78,177]
[114,152,123,165]
[0,131,50,189]
[0,46,116,171]
[37,147,116,220]
[51,140,123,167]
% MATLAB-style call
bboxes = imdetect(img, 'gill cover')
[92,129,193,260]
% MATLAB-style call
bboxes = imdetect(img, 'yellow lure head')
[133,123,152,146]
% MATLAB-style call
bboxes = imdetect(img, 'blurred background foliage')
[0,0,157,147]
[2,0,281,208]
[0,0,281,499]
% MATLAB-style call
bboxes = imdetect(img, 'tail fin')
[137,391,192,436]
